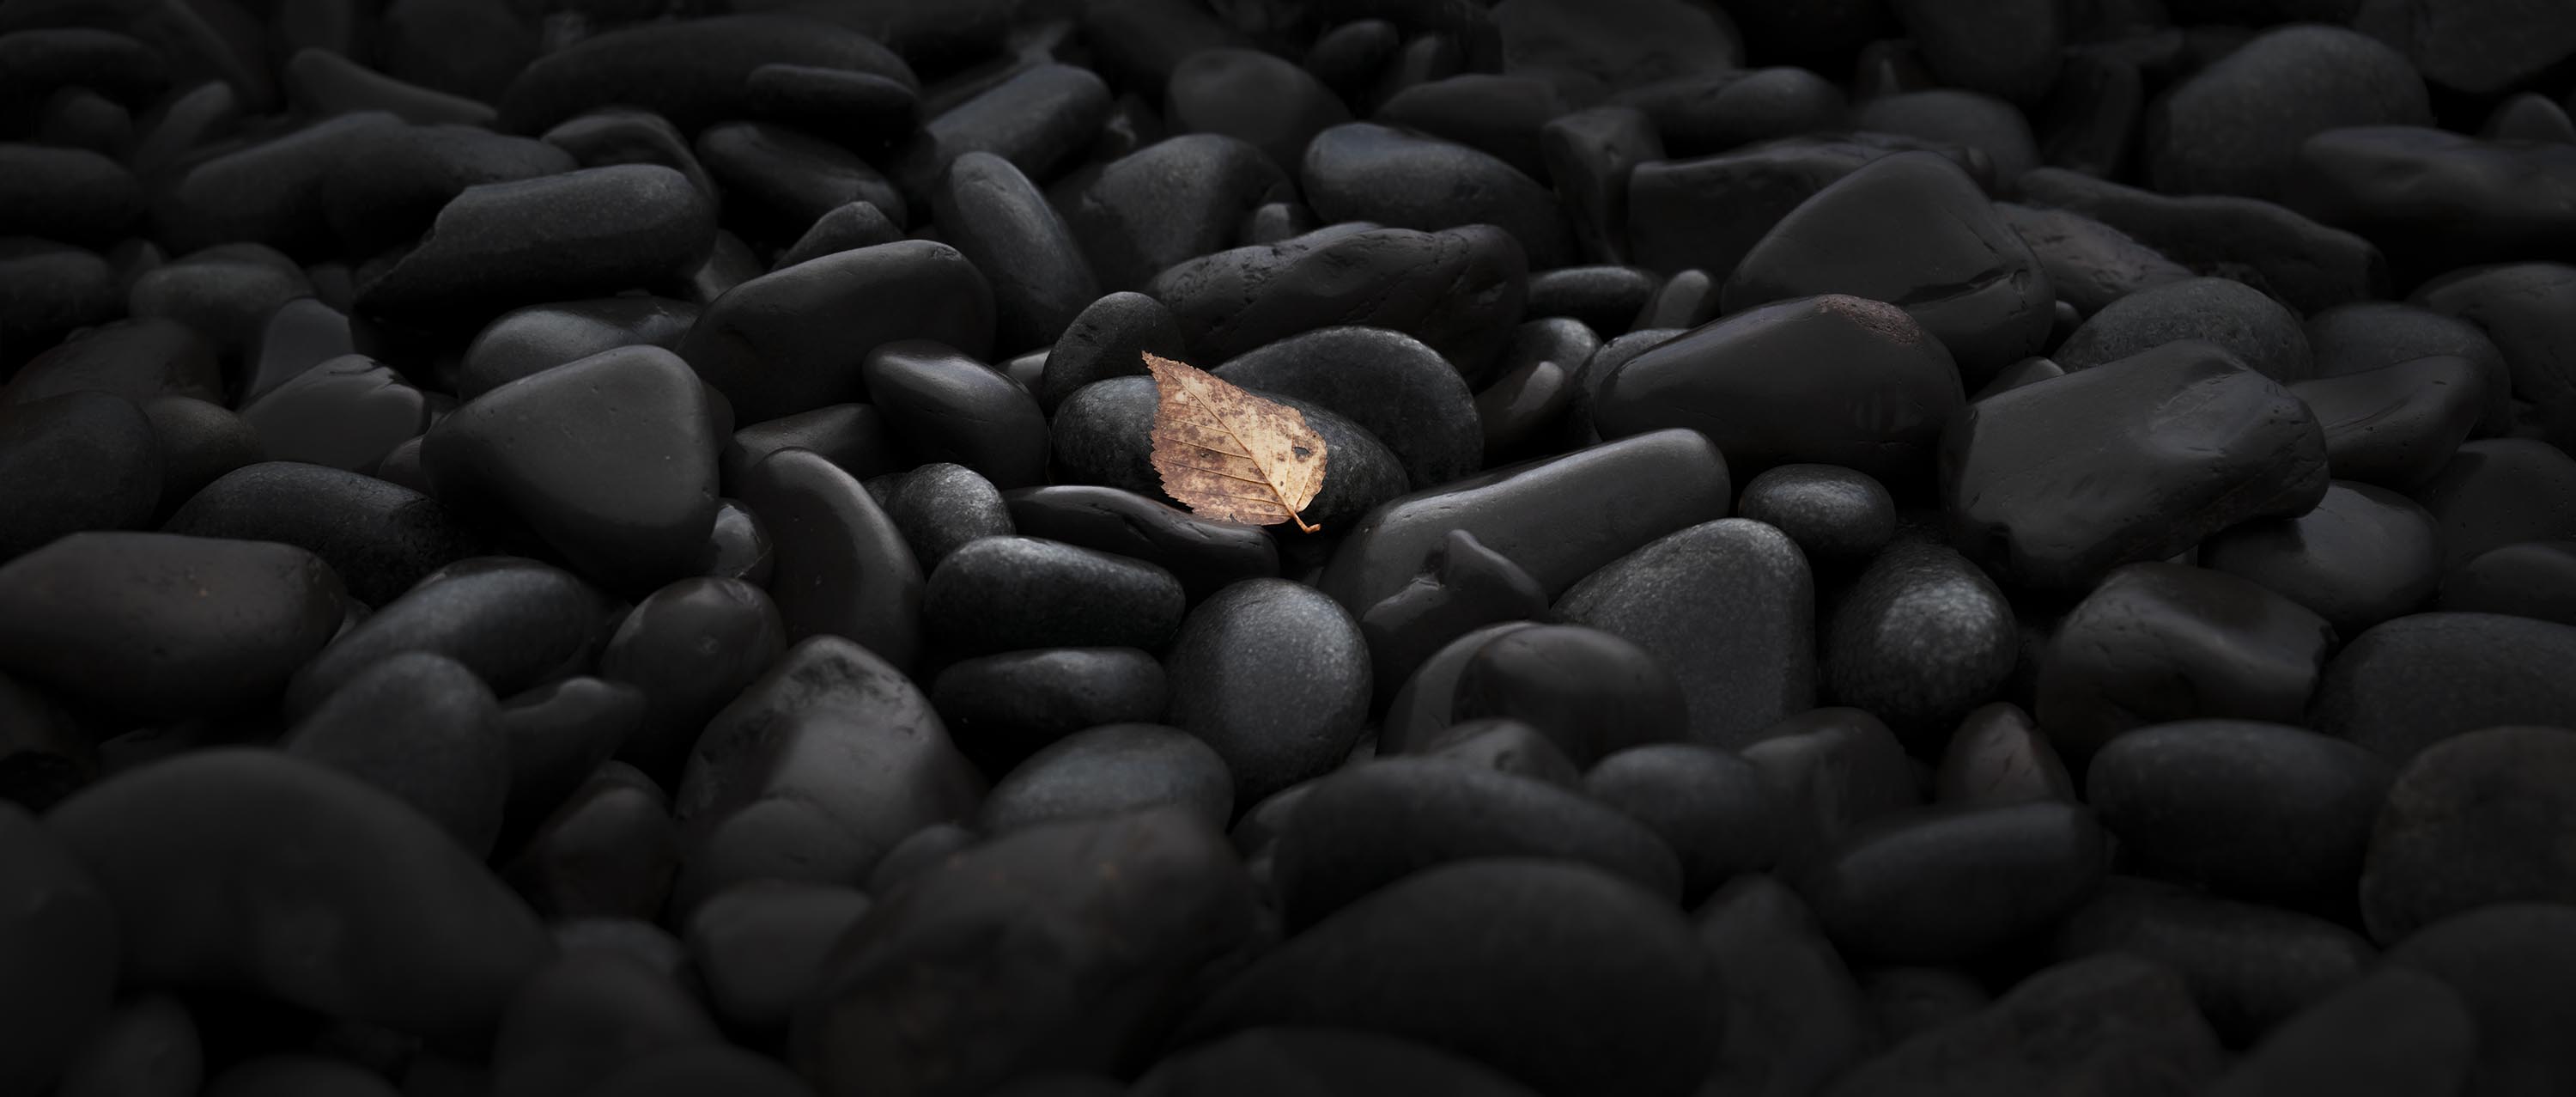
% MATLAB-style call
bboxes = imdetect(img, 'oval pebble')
[1163,578,1372,806]
[2361,725,2576,945]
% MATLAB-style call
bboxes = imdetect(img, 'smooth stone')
[1147,223,1527,381]
[497,677,645,840]
[283,557,611,719]
[124,243,308,353]
[2204,966,2477,1097]
[1188,859,1718,1097]
[1592,295,1965,485]
[892,62,1109,198]
[1625,133,1993,288]
[1000,485,1279,603]
[1996,202,2194,317]
[2016,167,2387,315]
[734,448,923,670]
[861,820,975,898]
[1274,757,1681,929]
[2348,0,2573,93]
[672,635,984,912]
[933,152,1097,352]
[1851,93,2038,191]
[163,463,473,609]
[771,201,902,271]
[694,120,905,242]
[2144,25,2430,201]
[1824,539,2020,745]
[1555,517,1814,750]
[1739,464,1895,564]
[1739,708,1921,875]
[744,63,920,146]
[0,27,167,105]
[1538,106,1661,266]
[1409,718,1583,788]
[2362,726,2576,944]
[0,532,341,718]
[2383,902,2576,1096]
[2035,563,2335,773]
[1425,623,1686,763]
[2057,277,2312,382]
[151,112,404,256]
[1801,801,2108,962]
[0,392,161,563]
[501,762,677,923]
[706,498,772,586]
[922,536,1183,655]
[494,15,917,135]
[976,722,1230,833]
[49,992,200,1097]
[283,651,504,856]
[423,346,718,592]
[2439,540,2576,625]
[795,808,1259,1095]
[2289,356,2486,489]
[2312,612,2576,764]
[1166,47,1347,174]
[1859,967,1989,1047]
[1824,954,2224,1097]
[1607,68,1846,160]
[1888,0,2059,101]
[1524,265,1657,336]
[720,404,902,490]
[1586,743,1782,902]
[1722,152,2053,385]
[2411,264,2576,454]
[1941,340,2330,591]
[283,46,493,125]
[1133,1027,1540,1097]
[459,297,698,400]
[1045,375,1408,533]
[0,671,91,814]
[4,317,219,407]
[679,240,995,424]
[859,340,1048,489]
[539,108,722,204]
[0,801,120,1097]
[240,297,355,405]
[1492,0,1739,102]
[1214,326,1481,485]
[930,647,1169,775]
[137,396,261,519]
[1301,122,1571,270]
[2287,127,2576,277]
[0,240,118,346]
[684,880,870,1033]
[2306,301,2512,437]
[2201,481,2441,637]
[2409,437,2576,570]
[1320,428,1730,616]
[488,948,719,1097]
[883,463,1010,569]
[1694,875,1874,1097]
[1375,74,1562,182]
[596,576,785,784]
[319,123,575,259]
[2053,879,2377,1044]
[1935,702,2075,807]
[1163,578,1371,806]
[44,750,552,1038]
[1473,325,1585,462]
[2484,91,2576,143]
[1036,291,1184,414]
[1054,134,1290,293]
[1358,529,1550,702]
[352,165,717,322]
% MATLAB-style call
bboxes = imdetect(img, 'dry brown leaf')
[1143,352,1329,533]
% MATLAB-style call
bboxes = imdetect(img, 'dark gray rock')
[1163,578,1371,806]
[2362,726,2576,944]
[2311,612,2576,764]
[1556,518,1814,750]
[2057,277,2312,383]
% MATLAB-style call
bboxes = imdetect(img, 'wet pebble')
[1057,134,1290,293]
[1558,518,1814,750]
[1148,224,1526,381]
[284,557,610,718]
[1303,122,1573,270]
[1358,530,1550,702]
[1824,539,2020,744]
[2199,481,2441,637]
[1585,743,1782,903]
[1736,464,1896,564]
[933,152,1097,353]
[975,722,1231,834]
[236,355,428,473]
[1163,578,1371,806]
[2053,878,2377,1045]
[683,880,869,1033]
[2382,902,2576,1096]
[923,536,1183,655]
[282,650,506,857]
[680,240,994,424]
[735,448,922,667]
[1934,702,2075,807]
[0,392,163,563]
[502,761,677,923]
[1825,954,2223,1096]
[1215,326,1482,484]
[2056,277,2311,383]
[2143,25,2431,200]
[2438,540,2576,625]
[2362,725,2576,944]
[1000,485,1279,603]
[595,576,784,783]
[2311,612,2576,764]
[1524,265,1658,337]
[930,647,1168,775]
[1801,800,2107,962]
[2204,966,2476,1097]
